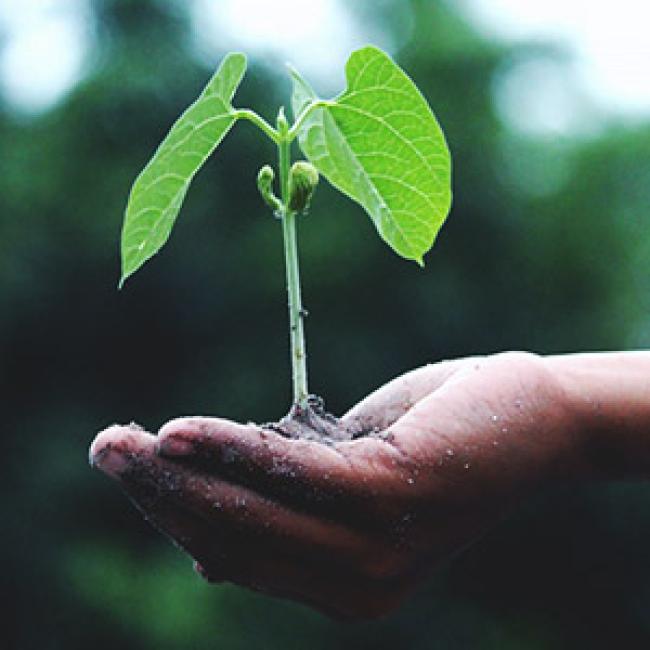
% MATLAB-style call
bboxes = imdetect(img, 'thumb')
[341,358,471,433]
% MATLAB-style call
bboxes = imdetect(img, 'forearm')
[548,352,650,479]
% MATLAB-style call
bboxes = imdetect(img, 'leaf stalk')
[234,109,279,142]
[287,100,334,141]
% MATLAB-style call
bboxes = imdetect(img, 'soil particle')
[262,395,380,444]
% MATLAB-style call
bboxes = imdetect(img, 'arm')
[549,352,650,479]
[90,351,650,619]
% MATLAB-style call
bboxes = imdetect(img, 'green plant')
[119,46,452,412]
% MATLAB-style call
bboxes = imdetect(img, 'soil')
[262,395,379,444]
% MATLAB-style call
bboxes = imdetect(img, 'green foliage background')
[2,1,650,648]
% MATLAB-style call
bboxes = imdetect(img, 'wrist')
[546,352,650,480]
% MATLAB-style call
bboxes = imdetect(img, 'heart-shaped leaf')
[120,52,247,286]
[291,46,451,264]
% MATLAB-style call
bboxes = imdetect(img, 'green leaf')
[120,52,247,286]
[290,46,452,264]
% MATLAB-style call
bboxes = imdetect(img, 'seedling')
[120,46,451,428]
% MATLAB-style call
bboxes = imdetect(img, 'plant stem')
[277,111,309,409]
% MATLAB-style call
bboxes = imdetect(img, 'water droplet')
[492,440,500,447]
[514,400,522,409]
[406,477,415,485]
[445,448,455,457]
[491,415,499,422]
[463,462,471,470]
[501,426,509,433]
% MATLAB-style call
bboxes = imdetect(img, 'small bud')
[276,106,289,135]
[257,165,282,212]
[288,161,319,214]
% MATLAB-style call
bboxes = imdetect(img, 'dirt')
[262,395,379,444]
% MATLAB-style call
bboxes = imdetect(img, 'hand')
[90,352,582,620]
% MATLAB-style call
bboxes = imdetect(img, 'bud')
[288,161,319,214]
[276,106,289,135]
[257,164,281,212]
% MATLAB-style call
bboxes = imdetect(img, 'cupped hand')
[90,352,582,620]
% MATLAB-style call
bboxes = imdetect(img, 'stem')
[277,112,309,408]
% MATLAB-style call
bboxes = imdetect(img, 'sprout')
[257,164,282,212]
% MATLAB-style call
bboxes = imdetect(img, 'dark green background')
[2,1,650,647]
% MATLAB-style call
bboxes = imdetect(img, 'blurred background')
[2,0,650,647]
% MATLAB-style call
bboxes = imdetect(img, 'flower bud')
[257,164,281,212]
[288,161,319,214]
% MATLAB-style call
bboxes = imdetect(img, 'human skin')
[89,351,650,620]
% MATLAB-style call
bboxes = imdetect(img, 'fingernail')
[159,436,195,457]
[92,446,129,478]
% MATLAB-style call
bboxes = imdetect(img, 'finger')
[146,491,413,621]
[92,424,385,568]
[341,358,473,432]
[91,426,413,618]
[196,549,415,621]
[156,417,412,518]
[91,425,230,579]
[119,462,403,619]
[140,489,417,622]
[90,423,157,477]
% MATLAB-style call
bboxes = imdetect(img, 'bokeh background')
[2,0,650,647]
